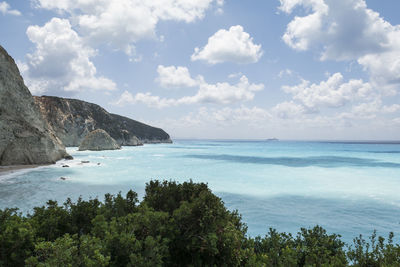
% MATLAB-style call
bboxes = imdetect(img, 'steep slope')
[0,46,70,165]
[79,129,121,151]
[34,96,172,146]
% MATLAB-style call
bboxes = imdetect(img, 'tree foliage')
[0,180,399,266]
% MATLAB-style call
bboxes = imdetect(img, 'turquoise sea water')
[1,140,400,244]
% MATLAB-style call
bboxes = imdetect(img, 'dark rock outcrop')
[34,96,172,147]
[0,46,70,166]
[79,129,121,151]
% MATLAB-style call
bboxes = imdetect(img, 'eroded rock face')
[0,46,70,165]
[78,129,121,151]
[34,96,172,147]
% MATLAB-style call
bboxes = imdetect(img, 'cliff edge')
[0,46,70,165]
[34,96,172,147]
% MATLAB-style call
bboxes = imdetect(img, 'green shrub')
[0,180,399,267]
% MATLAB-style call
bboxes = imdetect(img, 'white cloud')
[340,100,400,119]
[191,25,263,64]
[0,1,21,16]
[156,65,198,88]
[114,73,264,108]
[358,48,400,90]
[393,117,400,125]
[349,100,400,116]
[188,75,264,104]
[272,101,306,119]
[210,106,271,124]
[216,0,224,5]
[228,72,243,79]
[348,99,381,119]
[279,0,400,89]
[144,105,272,138]
[188,106,271,128]
[282,73,374,109]
[382,104,400,114]
[215,0,224,14]
[280,0,328,51]
[279,0,388,60]
[278,69,293,78]
[34,0,222,57]
[21,18,116,95]
[114,91,176,108]
[142,99,399,139]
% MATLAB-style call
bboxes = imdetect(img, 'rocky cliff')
[34,96,172,147]
[0,46,70,165]
[79,129,121,151]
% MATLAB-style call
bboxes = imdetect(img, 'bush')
[0,180,399,266]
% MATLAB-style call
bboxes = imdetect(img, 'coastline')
[0,164,41,176]
[0,140,400,245]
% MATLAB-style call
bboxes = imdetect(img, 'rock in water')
[79,129,121,151]
[0,45,70,165]
[34,96,172,146]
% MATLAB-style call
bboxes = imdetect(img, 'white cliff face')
[0,45,69,165]
[78,129,121,151]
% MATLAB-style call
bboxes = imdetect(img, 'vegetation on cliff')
[0,180,399,266]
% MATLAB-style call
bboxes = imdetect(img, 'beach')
[0,164,40,175]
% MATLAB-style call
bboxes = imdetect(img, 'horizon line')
[170,138,400,144]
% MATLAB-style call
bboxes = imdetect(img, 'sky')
[1,0,400,140]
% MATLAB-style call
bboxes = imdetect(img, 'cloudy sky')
[1,0,400,140]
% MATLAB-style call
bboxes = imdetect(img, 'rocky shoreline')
[0,45,172,167]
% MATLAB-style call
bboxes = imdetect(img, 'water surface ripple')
[1,140,399,244]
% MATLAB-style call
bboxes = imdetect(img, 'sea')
[1,140,400,245]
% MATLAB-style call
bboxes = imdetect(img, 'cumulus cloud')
[272,101,306,119]
[143,105,272,139]
[344,99,400,117]
[157,65,198,88]
[34,0,222,57]
[114,91,177,108]
[279,0,400,89]
[21,18,116,95]
[191,25,263,64]
[114,72,264,108]
[0,1,21,16]
[279,0,328,52]
[358,47,400,89]
[282,73,374,110]
[142,98,399,139]
[274,71,400,125]
[351,100,382,118]
[279,0,388,60]
[188,75,264,104]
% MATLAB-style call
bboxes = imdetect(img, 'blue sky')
[1,0,400,140]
